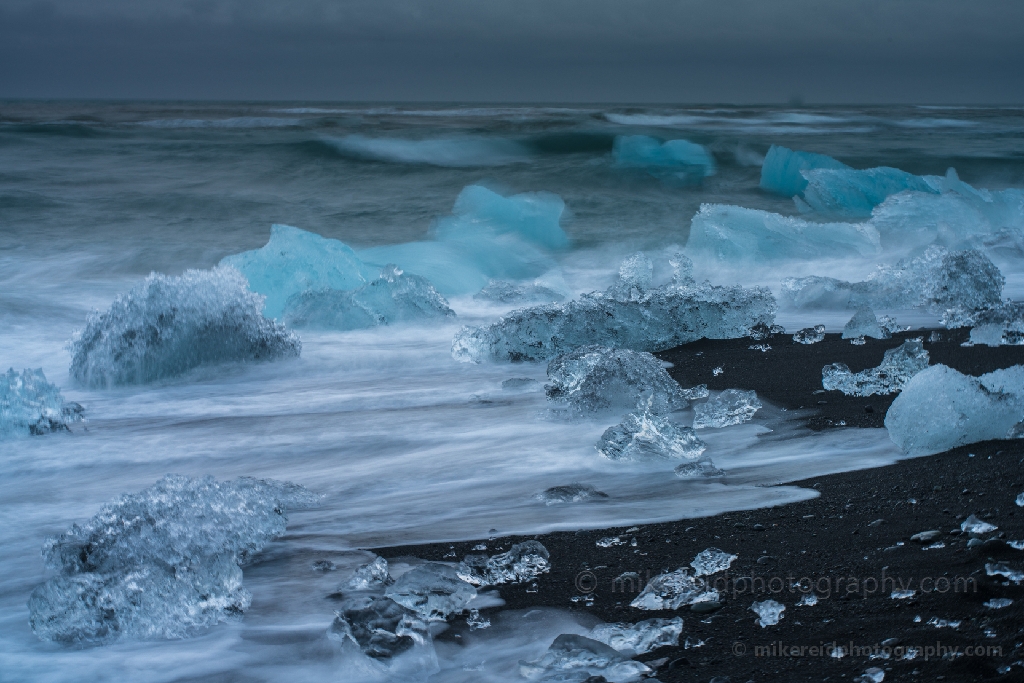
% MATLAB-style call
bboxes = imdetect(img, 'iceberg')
[596,410,707,461]
[281,265,454,330]
[631,568,717,610]
[519,634,651,683]
[588,616,683,656]
[759,145,850,197]
[28,475,319,644]
[693,389,761,429]
[328,595,430,660]
[474,280,565,304]
[456,541,550,587]
[884,365,1024,456]
[545,346,700,415]
[1,368,83,439]
[384,563,476,621]
[613,135,716,182]
[69,267,300,388]
[686,204,881,263]
[822,340,930,397]
[802,166,938,218]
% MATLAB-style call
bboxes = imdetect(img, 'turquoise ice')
[613,135,716,182]
[759,145,849,197]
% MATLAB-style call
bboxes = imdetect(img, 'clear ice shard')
[751,599,785,627]
[759,145,850,197]
[537,483,609,504]
[452,254,776,363]
[801,166,938,218]
[457,541,550,586]
[961,515,998,535]
[28,475,319,644]
[686,203,881,263]
[793,325,826,344]
[220,224,376,318]
[613,135,716,182]
[343,556,394,591]
[690,548,738,576]
[596,410,707,461]
[781,247,1004,312]
[798,593,819,607]
[281,264,455,330]
[588,616,684,656]
[545,346,702,415]
[822,340,930,397]
[842,307,889,340]
[1,368,83,439]
[474,280,565,304]
[674,457,726,478]
[384,563,477,620]
[519,633,651,683]
[884,364,1024,456]
[630,568,718,610]
[328,595,430,659]
[69,267,301,387]
[692,389,762,429]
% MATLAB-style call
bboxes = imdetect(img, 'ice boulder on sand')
[69,267,301,388]
[28,475,320,644]
[631,568,718,610]
[693,389,761,429]
[457,540,550,586]
[520,633,651,683]
[281,265,454,330]
[885,365,1024,456]
[759,145,850,197]
[842,307,890,341]
[588,616,684,656]
[613,135,716,182]
[823,339,930,397]
[384,563,476,621]
[1,368,83,439]
[596,410,707,461]
[328,595,430,660]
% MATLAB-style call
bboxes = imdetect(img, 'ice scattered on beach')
[328,595,431,660]
[691,548,737,576]
[891,590,916,599]
[596,536,628,548]
[28,475,319,644]
[693,389,761,429]
[385,563,477,620]
[343,556,394,592]
[631,569,718,610]
[842,307,889,341]
[596,411,707,461]
[797,593,819,607]
[793,325,826,344]
[69,267,300,387]
[751,599,785,627]
[962,515,999,535]
[1017,493,1024,507]
[457,541,550,587]
[985,563,1024,584]
[944,301,1024,347]
[822,340,930,397]
[537,484,609,504]
[519,634,651,682]
[588,616,684,655]
[855,667,886,683]
[984,598,1014,609]
[1,368,83,439]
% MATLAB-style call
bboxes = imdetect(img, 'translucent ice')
[343,556,394,591]
[693,389,762,429]
[537,483,609,504]
[328,595,430,659]
[842,307,888,341]
[588,616,684,656]
[596,410,707,461]
[793,325,826,344]
[1,368,83,439]
[69,267,300,387]
[674,457,726,477]
[691,548,738,576]
[384,563,476,620]
[759,145,850,197]
[281,265,455,330]
[456,541,550,586]
[613,135,716,182]
[751,599,785,627]
[986,562,1024,584]
[630,568,717,610]
[945,301,1024,347]
[985,598,1014,609]
[856,666,886,683]
[802,166,938,218]
[798,593,819,606]
[884,365,1024,455]
[474,280,565,304]
[28,475,319,644]
[545,346,699,415]
[519,633,651,683]
[822,340,930,397]
[220,224,375,318]
[961,515,998,535]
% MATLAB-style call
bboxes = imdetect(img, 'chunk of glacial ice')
[797,593,819,607]
[537,483,609,504]
[519,633,651,683]
[691,548,738,577]
[596,411,707,461]
[842,307,889,340]
[545,346,701,415]
[630,569,717,610]
[822,340,930,397]
[457,541,550,586]
[944,302,1024,347]
[588,616,683,656]
[986,562,1024,584]
[384,563,476,620]
[281,265,454,330]
[961,515,998,535]
[802,166,938,218]
[759,145,850,197]
[985,598,1014,609]
[613,135,715,183]
[28,475,319,644]
[343,556,394,591]
[1,368,83,439]
[69,267,300,388]
[452,266,777,363]
[751,599,785,627]
[884,364,1024,456]
[693,389,761,429]
[855,666,886,683]
[793,325,826,344]
[474,280,565,304]
[328,595,430,659]
[674,457,726,478]
[782,247,1004,312]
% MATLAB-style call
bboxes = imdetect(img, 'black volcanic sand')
[375,331,1024,682]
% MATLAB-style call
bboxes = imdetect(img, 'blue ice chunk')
[1,368,83,440]
[613,135,716,182]
[220,224,376,319]
[28,475,320,644]
[759,145,849,197]
[69,267,301,388]
[282,265,455,330]
[842,307,888,340]
[436,184,568,251]
[802,167,939,218]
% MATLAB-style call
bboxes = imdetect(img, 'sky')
[1,0,1023,103]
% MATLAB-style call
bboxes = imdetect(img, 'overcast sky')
[2,0,1022,103]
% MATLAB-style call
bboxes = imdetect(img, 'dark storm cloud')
[1,0,1022,102]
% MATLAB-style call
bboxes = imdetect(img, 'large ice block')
[802,166,938,218]
[759,145,849,197]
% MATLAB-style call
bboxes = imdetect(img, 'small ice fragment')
[312,560,336,572]
[793,325,826,344]
[712,366,724,376]
[986,562,1024,584]
[519,634,651,682]
[929,331,942,343]
[1017,492,1024,507]
[690,548,737,576]
[466,609,491,630]
[855,667,885,683]
[328,595,430,659]
[797,593,818,607]
[913,615,922,622]
[923,542,946,550]
[693,389,761,429]
[537,484,609,504]
[1,368,84,439]
[588,616,684,655]
[456,541,550,586]
[473,544,487,551]
[596,536,627,548]
[927,617,961,629]
[891,590,916,599]
[1008,540,1024,550]
[751,599,784,627]
[984,598,1013,609]
[631,569,717,610]
[674,457,725,478]
[596,411,707,461]
[843,307,888,341]
[749,343,771,352]
[385,563,477,620]
[344,556,393,591]
[961,515,998,534]
[684,637,705,649]
[822,340,930,397]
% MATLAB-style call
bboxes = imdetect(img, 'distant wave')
[892,118,979,128]
[138,117,305,129]
[323,134,531,167]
